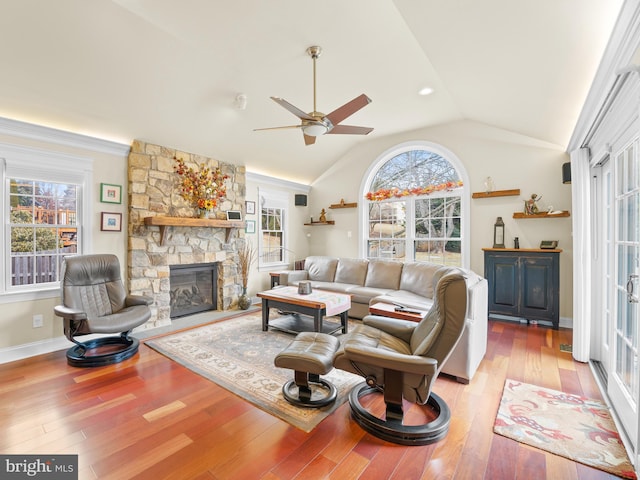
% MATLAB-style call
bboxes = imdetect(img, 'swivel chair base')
[282,373,337,408]
[348,382,451,446]
[66,336,140,368]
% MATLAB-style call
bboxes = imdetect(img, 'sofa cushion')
[364,260,403,289]
[347,286,395,305]
[304,256,339,282]
[307,281,358,294]
[399,262,444,298]
[334,258,369,286]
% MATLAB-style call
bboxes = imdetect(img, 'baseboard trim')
[0,334,110,365]
[488,313,573,329]
[0,336,72,364]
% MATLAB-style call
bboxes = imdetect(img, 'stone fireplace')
[127,140,246,329]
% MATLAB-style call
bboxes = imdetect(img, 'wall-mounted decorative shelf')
[143,216,244,244]
[304,221,335,226]
[472,189,521,199]
[512,211,570,219]
[329,199,358,209]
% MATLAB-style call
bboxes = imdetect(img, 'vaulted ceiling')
[0,0,623,184]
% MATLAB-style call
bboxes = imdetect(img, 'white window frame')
[359,140,470,269]
[257,187,289,270]
[1,143,93,303]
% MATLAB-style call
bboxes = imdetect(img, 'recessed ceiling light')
[418,86,434,96]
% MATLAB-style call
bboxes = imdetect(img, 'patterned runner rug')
[494,378,636,479]
[145,312,361,432]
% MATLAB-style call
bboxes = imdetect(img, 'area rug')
[494,378,636,479]
[145,313,362,432]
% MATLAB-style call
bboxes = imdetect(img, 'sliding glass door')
[608,139,640,450]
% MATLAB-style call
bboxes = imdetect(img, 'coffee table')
[257,286,351,335]
[369,302,429,322]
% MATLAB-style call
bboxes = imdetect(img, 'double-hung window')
[258,188,289,269]
[2,143,92,299]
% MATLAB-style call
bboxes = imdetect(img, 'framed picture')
[226,210,242,221]
[101,212,122,231]
[245,200,256,215]
[100,183,122,204]
[245,220,255,234]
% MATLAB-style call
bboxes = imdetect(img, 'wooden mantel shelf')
[143,216,244,244]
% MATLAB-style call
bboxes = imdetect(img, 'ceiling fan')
[255,46,373,146]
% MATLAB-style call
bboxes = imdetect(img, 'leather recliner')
[54,254,152,367]
[333,271,467,445]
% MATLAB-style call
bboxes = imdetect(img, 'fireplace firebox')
[169,262,218,318]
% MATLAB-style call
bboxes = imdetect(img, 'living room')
[1,1,639,478]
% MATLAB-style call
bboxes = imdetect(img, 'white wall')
[308,119,574,320]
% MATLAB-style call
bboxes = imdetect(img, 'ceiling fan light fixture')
[302,123,328,137]
[256,45,372,144]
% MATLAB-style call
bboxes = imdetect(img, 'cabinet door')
[520,255,558,322]
[486,254,520,316]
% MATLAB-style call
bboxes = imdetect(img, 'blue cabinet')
[483,249,560,329]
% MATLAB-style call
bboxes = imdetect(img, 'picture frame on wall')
[245,200,255,215]
[101,212,122,231]
[245,220,255,234]
[100,183,122,204]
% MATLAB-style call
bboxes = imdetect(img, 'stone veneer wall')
[127,140,246,329]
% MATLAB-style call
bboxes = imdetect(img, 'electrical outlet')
[32,314,44,328]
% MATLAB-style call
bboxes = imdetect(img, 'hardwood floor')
[0,319,627,479]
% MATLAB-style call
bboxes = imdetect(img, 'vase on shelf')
[198,208,209,219]
[484,176,495,193]
[238,287,251,310]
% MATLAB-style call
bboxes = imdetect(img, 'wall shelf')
[512,211,570,219]
[472,189,520,199]
[304,221,335,226]
[329,199,357,209]
[143,216,244,244]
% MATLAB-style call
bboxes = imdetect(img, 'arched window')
[360,141,469,267]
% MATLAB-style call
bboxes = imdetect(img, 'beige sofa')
[277,256,488,383]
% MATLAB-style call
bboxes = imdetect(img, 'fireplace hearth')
[170,263,218,318]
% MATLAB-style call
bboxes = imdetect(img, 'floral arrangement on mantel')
[174,156,229,215]
[365,180,463,201]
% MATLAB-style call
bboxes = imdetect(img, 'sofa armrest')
[278,270,309,285]
[465,276,488,324]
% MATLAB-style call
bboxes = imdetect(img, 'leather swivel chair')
[333,272,467,445]
[54,254,153,367]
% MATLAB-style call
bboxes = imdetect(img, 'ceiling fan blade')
[271,97,315,121]
[303,133,316,145]
[253,125,303,131]
[324,94,372,126]
[327,125,374,135]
